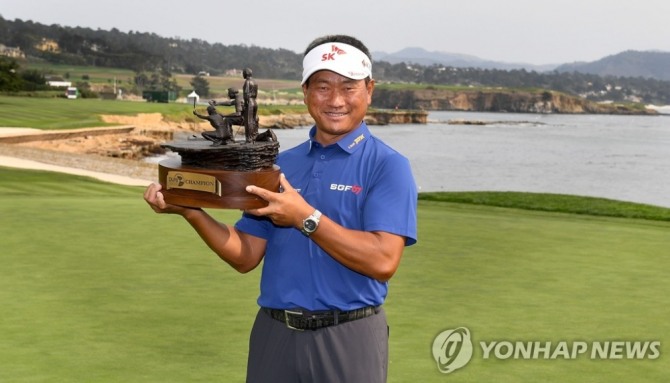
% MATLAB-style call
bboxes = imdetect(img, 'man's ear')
[302,83,308,103]
[367,79,375,104]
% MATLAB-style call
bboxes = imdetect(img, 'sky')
[1,0,669,65]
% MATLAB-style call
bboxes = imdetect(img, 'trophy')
[158,68,280,209]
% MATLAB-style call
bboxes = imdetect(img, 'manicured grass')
[26,62,137,87]
[25,62,303,98]
[0,95,307,130]
[2,167,669,382]
[389,201,669,382]
[0,167,255,382]
[0,95,193,129]
[420,191,670,222]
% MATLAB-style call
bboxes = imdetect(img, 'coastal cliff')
[257,87,653,130]
[372,88,656,115]
[259,110,428,129]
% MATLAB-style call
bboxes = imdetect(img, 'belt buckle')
[284,309,305,331]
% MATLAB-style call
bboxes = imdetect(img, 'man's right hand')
[143,183,198,216]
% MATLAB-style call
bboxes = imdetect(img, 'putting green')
[1,168,668,382]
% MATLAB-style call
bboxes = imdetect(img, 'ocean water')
[273,111,670,208]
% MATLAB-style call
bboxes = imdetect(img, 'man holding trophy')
[144,34,417,382]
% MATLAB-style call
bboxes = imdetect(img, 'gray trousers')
[246,307,388,383]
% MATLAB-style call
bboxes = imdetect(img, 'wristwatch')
[300,209,322,236]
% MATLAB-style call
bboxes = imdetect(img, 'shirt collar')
[307,122,370,154]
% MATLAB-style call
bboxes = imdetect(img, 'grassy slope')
[420,191,670,222]
[25,61,302,98]
[1,167,669,382]
[0,95,308,130]
[391,201,669,382]
[0,96,193,129]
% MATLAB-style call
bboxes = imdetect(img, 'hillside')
[556,50,670,81]
[2,16,670,105]
[373,47,557,72]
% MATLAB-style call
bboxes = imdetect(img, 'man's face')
[302,70,374,145]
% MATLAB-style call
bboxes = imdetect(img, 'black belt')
[263,306,380,331]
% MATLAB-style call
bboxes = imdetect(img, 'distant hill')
[373,47,558,72]
[555,50,670,81]
[374,47,670,82]
[2,16,670,104]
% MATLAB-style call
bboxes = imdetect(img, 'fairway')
[1,167,668,382]
[0,95,194,130]
[0,95,308,130]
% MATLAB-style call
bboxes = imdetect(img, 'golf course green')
[1,167,668,382]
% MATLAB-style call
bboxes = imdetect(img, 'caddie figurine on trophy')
[157,68,280,209]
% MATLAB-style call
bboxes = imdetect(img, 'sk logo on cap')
[321,45,347,61]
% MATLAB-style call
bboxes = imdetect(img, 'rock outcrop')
[259,114,314,129]
[258,110,428,128]
[372,88,657,115]
[365,110,428,125]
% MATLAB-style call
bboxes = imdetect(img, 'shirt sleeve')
[363,152,418,246]
[234,212,273,240]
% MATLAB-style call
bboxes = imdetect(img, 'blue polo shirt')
[235,122,417,311]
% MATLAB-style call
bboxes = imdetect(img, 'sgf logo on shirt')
[330,184,363,195]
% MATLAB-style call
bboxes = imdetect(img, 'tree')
[133,72,149,91]
[20,69,48,91]
[190,75,210,97]
[0,57,22,91]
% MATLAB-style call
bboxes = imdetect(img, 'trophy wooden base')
[158,158,280,209]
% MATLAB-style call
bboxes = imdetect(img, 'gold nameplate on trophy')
[166,171,222,196]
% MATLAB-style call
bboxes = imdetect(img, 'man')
[144,34,417,382]
[242,67,259,143]
[193,88,242,145]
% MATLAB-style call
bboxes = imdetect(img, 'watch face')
[304,219,317,232]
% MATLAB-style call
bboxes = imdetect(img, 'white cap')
[301,42,372,85]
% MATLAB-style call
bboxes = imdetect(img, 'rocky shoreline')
[0,109,426,181]
[0,110,429,167]
[259,110,428,129]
